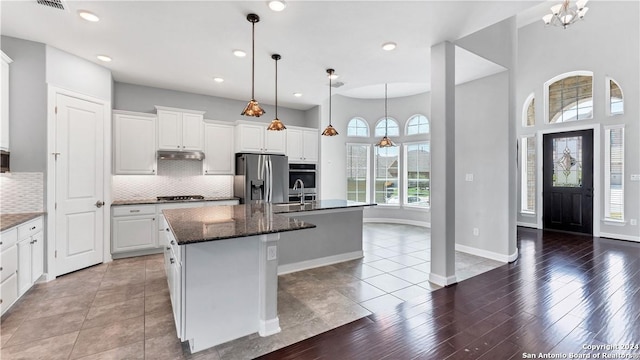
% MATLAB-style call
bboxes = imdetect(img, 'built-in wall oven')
[288,163,316,202]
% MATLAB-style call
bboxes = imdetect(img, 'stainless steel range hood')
[157,150,205,161]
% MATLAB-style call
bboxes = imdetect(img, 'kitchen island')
[161,200,374,353]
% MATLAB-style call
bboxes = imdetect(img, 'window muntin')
[605,126,624,221]
[404,142,430,208]
[374,118,399,137]
[374,146,399,205]
[346,144,370,202]
[520,136,536,213]
[609,79,624,116]
[547,74,593,123]
[406,115,429,135]
[347,118,369,137]
[523,94,535,127]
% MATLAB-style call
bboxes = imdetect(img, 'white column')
[429,41,457,286]
[258,233,281,336]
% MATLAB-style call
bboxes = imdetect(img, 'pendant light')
[267,54,286,131]
[241,13,265,117]
[321,68,339,136]
[375,83,396,147]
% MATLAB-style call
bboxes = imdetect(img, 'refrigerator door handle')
[269,156,274,202]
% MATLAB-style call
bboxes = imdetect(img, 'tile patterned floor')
[0,223,502,359]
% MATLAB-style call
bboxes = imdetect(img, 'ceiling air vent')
[36,0,67,11]
[331,81,345,88]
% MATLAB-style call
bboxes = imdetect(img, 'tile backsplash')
[112,160,233,200]
[0,172,44,213]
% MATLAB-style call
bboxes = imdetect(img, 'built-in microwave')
[0,150,9,173]
[288,163,316,196]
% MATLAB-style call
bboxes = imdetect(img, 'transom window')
[406,114,429,135]
[375,118,399,137]
[347,117,369,137]
[547,73,593,123]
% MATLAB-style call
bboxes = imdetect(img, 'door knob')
[95,200,105,208]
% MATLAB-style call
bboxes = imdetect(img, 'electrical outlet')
[465,173,474,182]
[267,246,277,261]
[473,228,479,236]
[630,174,640,181]
[631,219,638,226]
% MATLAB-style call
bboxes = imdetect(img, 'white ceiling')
[1,0,542,110]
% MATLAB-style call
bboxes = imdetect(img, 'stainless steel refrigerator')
[234,153,289,204]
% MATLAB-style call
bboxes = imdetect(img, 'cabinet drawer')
[1,244,17,283]
[17,217,43,240]
[113,205,156,217]
[0,273,18,315]
[1,228,18,251]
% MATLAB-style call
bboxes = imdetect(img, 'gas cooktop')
[157,195,205,201]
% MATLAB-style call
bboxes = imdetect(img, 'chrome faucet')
[292,179,305,205]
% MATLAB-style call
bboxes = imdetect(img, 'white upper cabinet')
[235,122,286,154]
[113,110,157,175]
[156,106,205,151]
[203,122,234,175]
[1,51,13,151]
[286,126,318,163]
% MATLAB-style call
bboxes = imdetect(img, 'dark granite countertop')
[271,199,376,214]
[163,204,316,245]
[1,213,46,232]
[111,197,239,206]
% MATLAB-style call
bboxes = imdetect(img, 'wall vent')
[36,0,67,11]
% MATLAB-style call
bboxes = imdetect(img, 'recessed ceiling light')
[268,0,287,12]
[233,50,247,58]
[293,93,302,97]
[96,55,112,62]
[213,77,224,83]
[78,10,100,22]
[382,42,397,51]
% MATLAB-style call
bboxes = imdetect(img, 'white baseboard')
[277,251,364,275]
[517,221,538,229]
[598,232,640,243]
[428,273,457,286]
[364,218,430,228]
[455,243,516,263]
[258,317,281,337]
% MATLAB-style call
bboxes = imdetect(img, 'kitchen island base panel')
[278,208,364,273]
[183,233,280,354]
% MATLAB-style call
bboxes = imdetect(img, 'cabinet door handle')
[165,228,170,232]
[30,226,36,230]
[170,240,175,245]
[152,169,155,173]
[166,246,171,250]
[152,218,155,221]
[170,258,175,264]
[130,210,140,213]
[177,145,180,148]
[0,267,3,271]
[182,146,185,149]
[33,239,37,243]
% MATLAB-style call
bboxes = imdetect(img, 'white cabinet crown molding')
[112,109,157,118]
[155,105,206,115]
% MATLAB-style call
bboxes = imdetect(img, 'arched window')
[405,114,429,135]
[374,118,399,137]
[545,72,593,123]
[347,117,369,137]
[608,78,624,116]
[523,93,535,127]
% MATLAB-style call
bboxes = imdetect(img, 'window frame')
[346,117,370,137]
[606,77,624,117]
[403,141,430,209]
[405,114,430,136]
[522,93,535,127]
[520,135,536,215]
[544,71,594,124]
[374,117,400,137]
[345,143,371,203]
[604,125,624,222]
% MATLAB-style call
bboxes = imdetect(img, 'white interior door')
[55,93,104,276]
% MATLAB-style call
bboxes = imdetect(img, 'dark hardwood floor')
[258,227,640,360]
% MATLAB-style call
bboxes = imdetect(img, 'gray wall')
[516,1,639,239]
[114,82,309,127]
[46,46,112,101]
[1,36,47,173]
[454,70,510,254]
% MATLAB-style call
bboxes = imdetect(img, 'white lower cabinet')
[0,228,18,315]
[112,205,157,254]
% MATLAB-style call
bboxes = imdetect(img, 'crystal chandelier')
[542,0,589,29]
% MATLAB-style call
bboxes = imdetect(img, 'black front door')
[543,129,594,234]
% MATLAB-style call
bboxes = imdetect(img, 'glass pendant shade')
[267,118,286,131]
[322,68,339,136]
[241,13,265,117]
[375,83,397,147]
[267,53,286,131]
